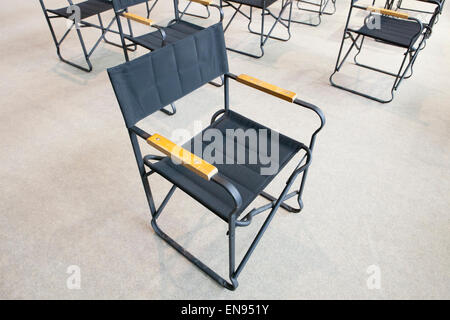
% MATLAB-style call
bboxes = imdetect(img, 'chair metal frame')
[39,0,155,72]
[110,64,325,289]
[329,1,437,103]
[220,0,294,58]
[283,0,336,27]
[177,0,212,19]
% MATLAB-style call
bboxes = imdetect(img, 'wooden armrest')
[122,12,154,26]
[147,133,218,180]
[189,0,212,5]
[236,74,297,103]
[366,6,409,19]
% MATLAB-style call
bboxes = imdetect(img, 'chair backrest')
[112,0,148,11]
[108,23,229,128]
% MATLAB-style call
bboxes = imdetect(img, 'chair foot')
[150,217,238,291]
[159,103,177,116]
[353,56,413,80]
[226,46,264,59]
[329,71,395,103]
[282,16,321,26]
[247,27,291,41]
[209,75,224,87]
[57,49,93,72]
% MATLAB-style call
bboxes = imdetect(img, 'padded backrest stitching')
[149,51,163,107]
[172,43,184,94]
[193,35,202,84]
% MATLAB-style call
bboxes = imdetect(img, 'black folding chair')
[220,0,294,58]
[285,0,336,26]
[329,1,439,103]
[387,0,444,26]
[108,23,325,290]
[39,0,156,72]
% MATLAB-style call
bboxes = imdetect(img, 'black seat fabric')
[48,0,112,19]
[125,21,205,51]
[108,23,228,128]
[350,15,422,48]
[417,0,443,3]
[224,0,278,9]
[148,110,303,222]
[111,0,145,11]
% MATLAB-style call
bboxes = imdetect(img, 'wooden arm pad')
[122,12,154,26]
[366,6,409,19]
[147,134,218,180]
[236,74,297,103]
[189,0,212,5]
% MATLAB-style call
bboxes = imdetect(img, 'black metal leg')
[247,6,292,42]
[234,177,297,278]
[208,75,225,87]
[115,12,130,62]
[178,0,211,20]
[259,190,302,212]
[329,31,425,103]
[57,23,93,72]
[147,185,294,290]
[146,0,159,18]
[150,214,237,290]
[354,48,414,80]
[140,154,307,290]
[223,1,292,58]
[75,25,94,71]
[39,3,93,72]
[283,0,336,26]
[159,103,177,116]
[97,14,125,50]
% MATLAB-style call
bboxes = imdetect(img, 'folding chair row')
[39,0,225,114]
[108,23,325,290]
[40,0,338,69]
[329,0,442,103]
